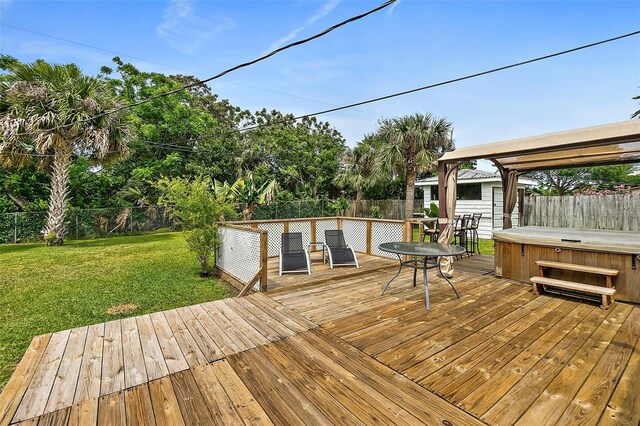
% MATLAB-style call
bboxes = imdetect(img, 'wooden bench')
[531,260,619,309]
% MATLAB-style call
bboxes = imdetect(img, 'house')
[415,169,536,239]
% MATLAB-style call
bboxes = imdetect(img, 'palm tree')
[0,56,131,244]
[377,113,453,219]
[214,172,277,220]
[334,135,379,214]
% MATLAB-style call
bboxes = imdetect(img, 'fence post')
[75,215,79,239]
[275,203,278,219]
[14,212,18,243]
[366,220,372,255]
[298,200,301,218]
[259,231,268,292]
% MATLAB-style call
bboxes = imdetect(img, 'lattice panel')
[257,222,285,257]
[315,219,339,243]
[216,226,262,284]
[341,219,367,253]
[288,220,312,248]
[371,221,404,258]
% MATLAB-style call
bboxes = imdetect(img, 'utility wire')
[4,28,638,154]
[0,23,377,115]
[7,0,396,137]
[0,22,179,71]
[239,29,640,130]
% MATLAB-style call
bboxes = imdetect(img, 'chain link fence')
[0,206,176,244]
[0,199,420,244]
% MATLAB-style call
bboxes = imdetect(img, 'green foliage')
[328,195,351,216]
[528,164,640,195]
[370,205,381,218]
[424,202,439,229]
[215,172,277,220]
[425,201,439,218]
[0,55,131,244]
[240,110,347,199]
[0,233,236,390]
[157,177,235,274]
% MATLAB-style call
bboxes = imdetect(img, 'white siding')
[491,185,521,232]
[421,181,525,240]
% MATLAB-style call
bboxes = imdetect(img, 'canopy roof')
[438,120,640,172]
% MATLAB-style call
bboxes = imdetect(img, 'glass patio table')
[379,242,465,311]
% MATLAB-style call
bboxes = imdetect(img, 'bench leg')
[601,294,611,309]
[532,282,542,295]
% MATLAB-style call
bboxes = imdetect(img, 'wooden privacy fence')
[216,217,417,294]
[523,194,640,231]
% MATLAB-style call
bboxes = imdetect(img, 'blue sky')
[1,0,639,170]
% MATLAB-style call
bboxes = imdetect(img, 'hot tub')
[492,226,640,303]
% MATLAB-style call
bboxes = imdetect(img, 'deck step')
[530,276,616,296]
[535,260,619,276]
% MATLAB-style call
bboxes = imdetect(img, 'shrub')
[370,206,381,218]
[157,177,236,276]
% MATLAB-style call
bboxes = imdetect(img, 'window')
[430,183,482,201]
[458,183,482,200]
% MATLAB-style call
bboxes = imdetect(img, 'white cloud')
[156,0,234,55]
[266,0,342,52]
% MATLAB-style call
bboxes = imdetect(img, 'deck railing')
[217,217,416,294]
[216,223,267,295]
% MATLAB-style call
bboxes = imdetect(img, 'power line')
[5,28,638,153]
[239,29,640,130]
[7,0,396,137]
[0,23,179,71]
[0,22,379,115]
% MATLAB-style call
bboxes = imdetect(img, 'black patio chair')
[279,232,311,276]
[324,230,359,269]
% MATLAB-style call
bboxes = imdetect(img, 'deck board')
[1,253,638,426]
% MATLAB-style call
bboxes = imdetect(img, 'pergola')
[436,119,640,231]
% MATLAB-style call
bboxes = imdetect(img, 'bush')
[157,177,236,276]
[370,206,381,218]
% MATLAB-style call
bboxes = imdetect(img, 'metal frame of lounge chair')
[279,232,311,276]
[324,230,359,269]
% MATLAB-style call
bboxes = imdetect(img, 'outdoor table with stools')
[379,242,465,310]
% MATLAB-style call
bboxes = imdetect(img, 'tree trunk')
[355,189,362,217]
[405,168,416,219]
[243,204,254,221]
[42,150,72,245]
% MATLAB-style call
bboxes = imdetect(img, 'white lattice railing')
[227,217,407,258]
[216,224,267,293]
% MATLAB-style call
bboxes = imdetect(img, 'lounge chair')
[324,230,359,269]
[279,232,311,276]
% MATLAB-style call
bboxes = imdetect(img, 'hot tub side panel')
[494,241,639,304]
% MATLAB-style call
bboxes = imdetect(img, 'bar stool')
[466,213,482,255]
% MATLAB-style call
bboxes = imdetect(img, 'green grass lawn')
[412,228,495,256]
[0,232,237,391]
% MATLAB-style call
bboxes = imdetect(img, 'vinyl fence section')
[522,194,640,231]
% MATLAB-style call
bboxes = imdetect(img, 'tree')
[214,172,277,220]
[377,113,453,218]
[0,56,131,244]
[632,94,640,119]
[529,165,640,195]
[334,134,379,214]
[240,110,346,199]
[157,176,235,276]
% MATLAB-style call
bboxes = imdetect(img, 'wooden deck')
[266,251,494,290]
[1,254,639,425]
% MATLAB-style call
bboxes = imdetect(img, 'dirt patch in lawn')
[106,303,138,315]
